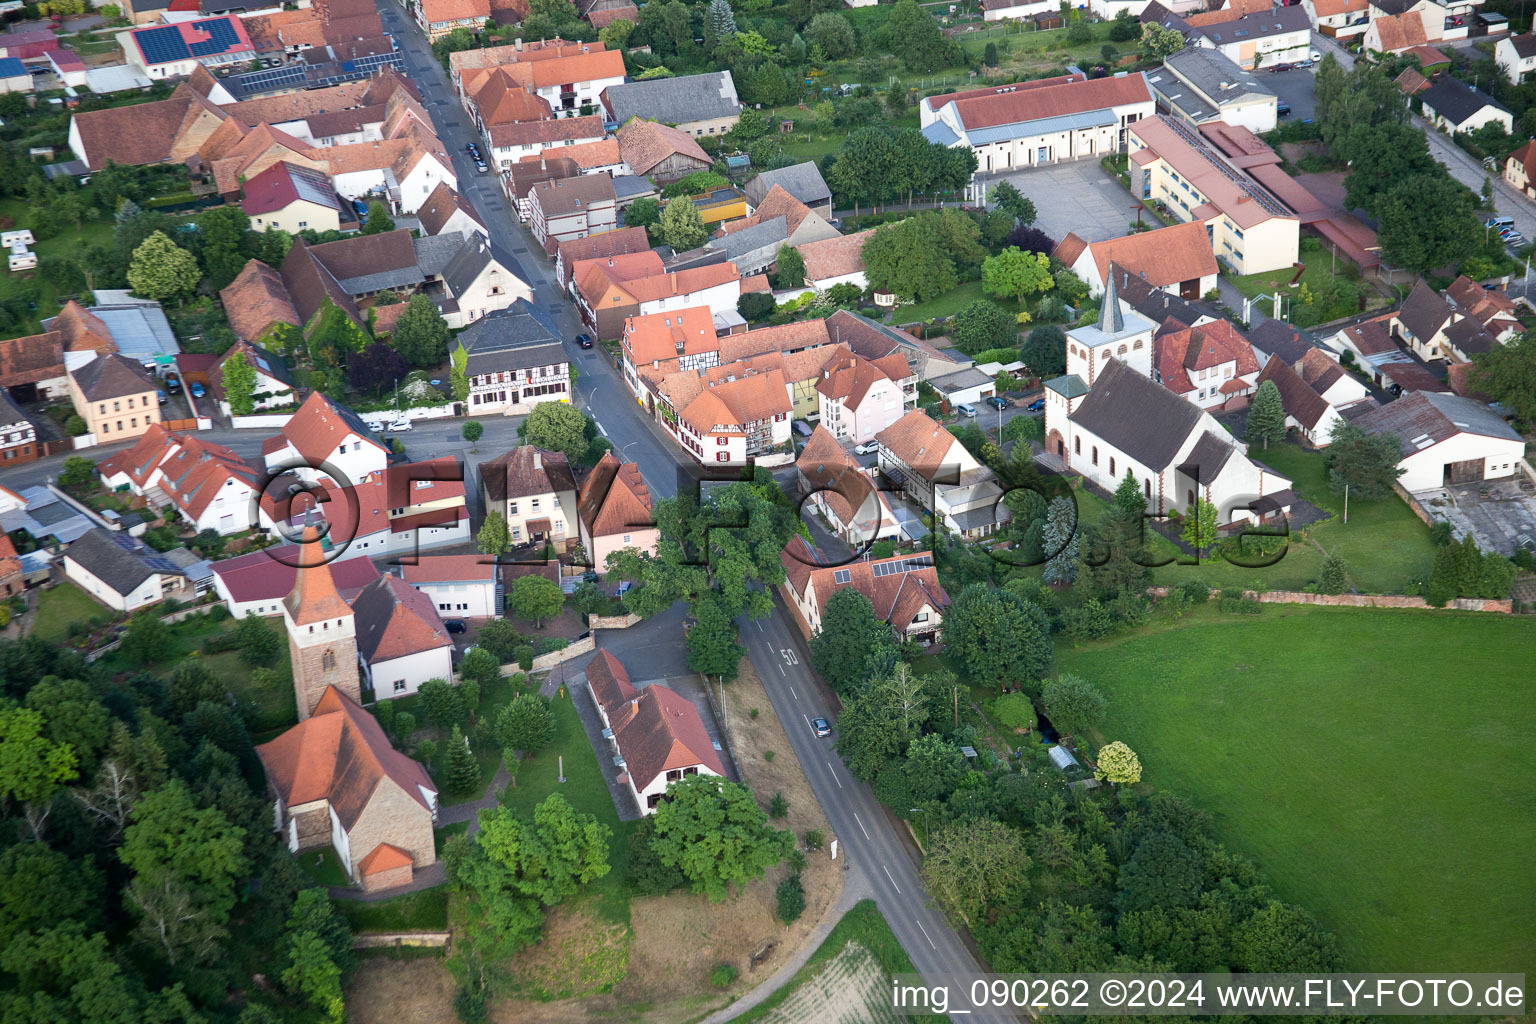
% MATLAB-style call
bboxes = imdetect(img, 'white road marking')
[882,864,901,893]
[789,685,797,699]
[826,762,842,789]
[593,419,608,437]
[777,663,784,676]
[853,812,870,840]
[754,620,763,632]
[915,918,937,950]
[803,714,812,730]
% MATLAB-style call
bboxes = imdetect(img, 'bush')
[64,414,87,436]
[775,874,805,923]
[802,828,824,852]
[768,792,788,818]
[454,986,488,1023]
[990,691,1036,731]
[1066,21,1092,43]
[534,637,569,656]
[1218,597,1264,614]
[1179,579,1210,604]
[709,963,738,989]
[515,644,534,670]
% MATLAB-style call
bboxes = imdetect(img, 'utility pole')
[1344,482,1349,524]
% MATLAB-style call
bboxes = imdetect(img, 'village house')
[799,229,876,293]
[528,174,619,254]
[214,339,297,415]
[351,574,454,700]
[780,536,950,644]
[601,70,743,137]
[1502,139,1536,198]
[1353,390,1524,490]
[1495,32,1536,82]
[1393,280,1501,363]
[63,527,195,613]
[68,354,162,444]
[220,259,302,344]
[415,0,490,40]
[919,73,1155,171]
[1419,76,1513,134]
[415,181,489,238]
[0,392,37,465]
[1302,0,1370,37]
[454,301,570,415]
[795,425,903,547]
[814,348,916,443]
[209,545,379,619]
[1153,317,1262,409]
[1054,220,1220,299]
[402,554,501,618]
[487,115,606,169]
[97,425,274,536]
[506,155,582,219]
[480,445,580,548]
[1152,47,1279,134]
[241,161,344,234]
[671,368,793,466]
[718,184,840,248]
[575,253,744,339]
[263,390,388,485]
[616,117,712,183]
[575,451,659,568]
[876,409,1010,538]
[0,300,116,404]
[743,162,834,217]
[1190,5,1312,69]
[122,16,256,79]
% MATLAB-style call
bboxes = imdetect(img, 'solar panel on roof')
[189,17,241,56]
[137,24,191,63]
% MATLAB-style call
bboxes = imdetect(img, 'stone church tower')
[283,525,360,720]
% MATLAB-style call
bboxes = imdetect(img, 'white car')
[1309,49,1321,61]
[389,418,412,432]
[854,440,880,455]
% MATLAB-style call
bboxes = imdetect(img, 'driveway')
[978,159,1140,245]
[1413,480,1536,557]
[1266,65,1319,122]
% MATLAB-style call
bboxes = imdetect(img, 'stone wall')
[1151,586,1511,614]
[588,612,641,629]
[352,932,451,949]
[1392,482,1435,527]
[530,633,595,671]
[344,779,437,878]
[360,862,414,893]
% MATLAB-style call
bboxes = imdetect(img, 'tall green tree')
[1376,174,1479,274]
[942,584,1053,691]
[360,200,395,235]
[445,725,482,796]
[687,596,744,681]
[391,293,452,368]
[1042,495,1079,585]
[192,206,252,290]
[988,180,1036,226]
[524,402,591,462]
[478,508,511,557]
[1040,674,1106,738]
[809,588,896,696]
[1324,421,1404,500]
[923,818,1031,926]
[876,0,951,71]
[0,707,78,840]
[950,299,1018,355]
[306,298,369,367]
[1140,20,1184,59]
[1180,497,1219,555]
[1245,379,1287,449]
[659,197,708,250]
[1021,324,1066,378]
[1468,331,1536,422]
[127,231,199,305]
[983,247,1054,306]
[494,694,556,758]
[509,574,564,628]
[1337,121,1437,217]
[219,350,258,416]
[861,217,956,301]
[827,126,896,215]
[774,245,805,288]
[649,775,793,901]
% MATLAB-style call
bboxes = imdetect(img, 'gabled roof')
[401,554,497,585]
[1079,222,1219,289]
[1248,318,1319,365]
[256,685,435,828]
[1068,357,1203,471]
[351,574,451,663]
[796,425,884,525]
[936,73,1151,134]
[585,647,638,715]
[1255,354,1332,431]
[53,301,116,354]
[480,445,577,504]
[1397,280,1454,342]
[616,117,710,176]
[612,681,727,789]
[415,182,487,237]
[1153,318,1259,394]
[1353,389,1521,453]
[779,535,951,632]
[358,842,414,875]
[275,390,385,466]
[680,369,790,433]
[153,433,261,522]
[1104,262,1211,328]
[530,173,617,216]
[623,305,717,365]
[815,349,910,406]
[63,527,176,596]
[280,237,361,327]
[241,160,340,217]
[1506,139,1536,178]
[555,225,650,280]
[210,544,378,602]
[720,184,818,238]
[577,451,654,539]
[743,161,832,208]
[220,259,301,342]
[798,229,874,283]
[1421,76,1509,127]
[1370,10,1428,51]
[71,353,154,400]
[875,409,959,481]
[602,70,741,127]
[488,114,605,149]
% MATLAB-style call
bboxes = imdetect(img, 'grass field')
[0,198,116,334]
[32,582,107,641]
[336,889,449,933]
[499,691,639,927]
[1055,605,1536,977]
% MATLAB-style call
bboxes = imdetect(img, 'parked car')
[444,619,467,634]
[854,440,880,455]
[1487,216,1515,230]
[1277,102,1292,118]
[389,417,412,432]
[793,420,813,437]
[575,333,594,349]
[475,160,488,173]
[1270,62,1294,73]
[811,717,832,738]
[956,402,978,418]
[1309,49,1322,61]
[163,375,182,394]
[1027,398,1045,412]
[189,381,205,399]
[157,390,168,405]
[986,395,1009,410]
[465,142,477,153]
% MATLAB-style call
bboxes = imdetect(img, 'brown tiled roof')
[255,685,435,828]
[874,409,957,481]
[305,228,417,283]
[472,68,553,125]
[0,534,21,587]
[623,305,716,364]
[576,451,653,538]
[941,73,1150,130]
[351,574,451,663]
[586,2,636,26]
[721,184,815,237]
[281,525,357,626]
[53,301,115,354]
[384,455,466,509]
[556,225,650,286]
[419,0,489,24]
[574,250,667,308]
[814,350,905,407]
[680,369,789,433]
[586,647,638,714]
[1371,11,1427,52]
[616,117,710,177]
[550,137,623,170]
[1255,355,1331,431]
[153,433,260,522]
[1083,222,1218,289]
[1153,319,1259,394]
[507,155,581,202]
[621,262,739,305]
[530,173,617,216]
[480,445,576,504]
[280,237,361,327]
[796,424,882,524]
[1052,231,1089,269]
[1299,348,1348,395]
[1395,67,1431,96]
[613,681,727,789]
[221,258,301,342]
[416,182,488,237]
[277,390,388,467]
[501,48,624,90]
[69,87,203,170]
[369,302,408,337]
[1338,315,1397,355]
[488,114,605,149]
[1310,0,1365,14]
[798,229,874,283]
[779,535,950,632]
[71,353,154,401]
[402,554,497,584]
[1507,139,1536,178]
[358,842,414,875]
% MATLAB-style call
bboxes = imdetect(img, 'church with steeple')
[283,525,360,720]
[1063,271,1154,386]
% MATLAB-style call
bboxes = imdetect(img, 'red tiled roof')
[1153,319,1259,395]
[221,259,301,342]
[283,525,355,625]
[779,535,950,633]
[351,574,451,663]
[586,647,638,714]
[402,554,497,584]
[616,117,710,176]
[1082,222,1218,289]
[798,229,874,283]
[576,451,653,538]
[358,842,414,874]
[940,73,1150,131]
[276,390,388,466]
[209,544,379,603]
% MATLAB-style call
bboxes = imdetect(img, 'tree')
[625,196,662,234]
[451,345,471,403]
[1042,495,1079,584]
[950,299,1018,355]
[1109,8,1137,40]
[0,844,103,947]
[1040,674,1106,738]
[982,247,1054,306]
[775,874,805,923]
[806,12,856,59]
[283,931,344,1023]
[774,245,805,288]
[707,0,736,40]
[478,508,511,556]
[1337,121,1437,217]
[922,818,1031,925]
[827,126,896,215]
[1376,174,1479,275]
[1245,379,1286,449]
[524,401,591,462]
[462,419,484,452]
[59,454,96,489]
[738,290,776,322]
[992,691,1036,731]
[392,293,452,368]
[495,694,556,757]
[1180,497,1218,555]
[989,180,1036,226]
[119,780,247,966]
[360,200,395,235]
[810,588,895,696]
[1094,740,1142,784]
[1324,421,1404,500]
[1140,20,1185,60]
[220,350,258,416]
[189,205,250,290]
[417,678,466,729]
[509,574,565,628]
[649,775,793,901]
[0,707,78,839]
[1319,554,1348,595]
[122,612,173,666]
[1233,901,1342,972]
[877,0,951,72]
[861,217,957,301]
[659,196,708,250]
[1008,224,1057,255]
[344,339,407,398]
[1468,331,1536,422]
[1112,469,1147,523]
[942,584,1053,690]
[234,613,282,667]
[127,231,199,305]
[687,596,744,680]
[445,725,482,796]
[984,40,999,65]
[459,648,500,690]
[307,298,369,367]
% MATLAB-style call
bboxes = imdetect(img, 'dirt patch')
[503,905,630,1001]
[750,943,900,1024]
[347,955,457,1024]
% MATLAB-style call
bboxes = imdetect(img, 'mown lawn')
[1054,605,1536,977]
[1225,239,1388,322]
[891,280,989,323]
[32,582,108,641]
[0,198,117,334]
[336,889,449,933]
[499,691,638,927]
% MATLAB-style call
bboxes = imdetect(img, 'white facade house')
[63,550,166,612]
[262,391,389,486]
[1496,33,1536,83]
[62,528,183,613]
[1419,77,1514,134]
[209,547,380,620]
[813,350,916,444]
[1354,390,1526,491]
[352,576,455,701]
[402,555,500,618]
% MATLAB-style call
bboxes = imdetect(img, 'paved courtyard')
[1411,479,1536,557]
[978,160,1141,245]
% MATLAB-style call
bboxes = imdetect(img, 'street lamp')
[909,806,930,845]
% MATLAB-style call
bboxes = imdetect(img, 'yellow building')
[68,354,162,443]
[687,186,750,227]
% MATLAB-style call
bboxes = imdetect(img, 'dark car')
[576,333,594,349]
[465,142,477,153]
[189,381,206,399]
[163,375,182,394]
[1277,101,1292,118]
[1027,397,1045,412]
[1270,62,1294,72]
[986,395,1009,410]
[157,390,168,405]
[811,717,832,738]
[444,619,468,634]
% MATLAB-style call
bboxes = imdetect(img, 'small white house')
[402,555,500,618]
[62,528,176,612]
[352,575,454,701]
[1496,33,1536,83]
[1420,77,1514,134]
[926,366,997,409]
[1353,390,1526,491]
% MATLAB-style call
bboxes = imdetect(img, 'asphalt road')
[374,0,1005,998]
